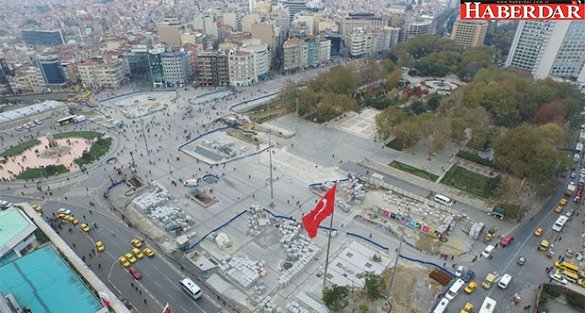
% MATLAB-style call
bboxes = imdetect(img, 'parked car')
[549,271,568,285]
[463,270,475,282]
[455,265,464,277]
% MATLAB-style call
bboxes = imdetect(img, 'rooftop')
[0,208,34,249]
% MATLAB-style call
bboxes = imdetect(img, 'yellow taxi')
[534,227,543,236]
[143,247,155,257]
[131,239,143,248]
[559,198,568,206]
[95,241,105,252]
[124,253,137,264]
[58,213,67,220]
[70,218,79,225]
[32,204,43,213]
[118,256,131,268]
[80,223,91,233]
[132,248,144,259]
[464,281,477,294]
[66,215,75,223]
[460,302,473,313]
[578,279,585,288]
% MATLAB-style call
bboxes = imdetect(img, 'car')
[143,247,155,257]
[517,256,526,266]
[566,209,574,218]
[32,204,43,213]
[80,223,91,233]
[534,227,544,236]
[96,241,105,252]
[58,208,72,215]
[124,253,137,264]
[549,271,568,285]
[129,266,142,279]
[58,213,67,220]
[132,248,144,259]
[66,215,75,223]
[15,126,23,132]
[118,256,130,268]
[70,218,79,225]
[464,281,477,294]
[578,279,585,288]
[455,265,464,277]
[460,302,474,313]
[500,235,514,247]
[559,198,568,206]
[555,206,564,213]
[28,122,35,128]
[581,168,585,175]
[34,119,42,125]
[131,239,143,248]
[463,270,476,282]
[571,172,577,178]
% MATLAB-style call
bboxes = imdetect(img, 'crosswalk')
[64,187,97,198]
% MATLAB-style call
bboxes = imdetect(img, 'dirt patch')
[225,129,260,146]
[415,234,468,256]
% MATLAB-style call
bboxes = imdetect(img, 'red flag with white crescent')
[163,303,172,313]
[302,184,337,238]
[98,292,111,307]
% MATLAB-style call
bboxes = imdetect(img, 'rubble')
[219,256,267,290]
[277,220,322,288]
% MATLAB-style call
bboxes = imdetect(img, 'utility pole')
[268,130,274,206]
[386,227,405,311]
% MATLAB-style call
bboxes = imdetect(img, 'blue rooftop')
[0,245,102,313]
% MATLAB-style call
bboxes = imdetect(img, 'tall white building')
[241,44,270,81]
[348,27,396,57]
[78,56,128,89]
[161,51,192,86]
[506,21,585,84]
[228,48,257,87]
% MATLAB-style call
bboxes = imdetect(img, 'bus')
[180,278,202,300]
[57,115,77,126]
[434,194,454,207]
[554,261,580,273]
[563,270,579,283]
[552,215,569,232]
[478,297,496,313]
[445,278,465,300]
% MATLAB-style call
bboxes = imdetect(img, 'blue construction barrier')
[102,180,124,199]
[308,177,351,188]
[229,92,279,111]
[189,209,248,249]
[192,88,232,100]
[177,125,234,150]
[262,208,296,222]
[346,232,389,251]
[99,89,176,103]
[105,157,118,164]
[399,254,455,277]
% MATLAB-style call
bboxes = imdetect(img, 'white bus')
[180,278,202,300]
[552,216,569,232]
[478,297,497,313]
[434,194,454,207]
[57,115,78,126]
[432,298,449,313]
[445,278,465,300]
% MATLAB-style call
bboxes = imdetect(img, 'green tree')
[426,93,442,111]
[322,285,349,312]
[384,69,402,91]
[376,107,409,139]
[359,304,369,313]
[362,272,385,300]
[360,59,384,84]
[410,100,426,115]
[422,116,452,159]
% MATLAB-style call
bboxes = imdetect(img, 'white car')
[58,208,72,215]
[455,265,464,277]
[549,271,568,285]
[34,119,42,125]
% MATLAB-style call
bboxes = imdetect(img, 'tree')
[492,176,522,204]
[322,285,349,312]
[422,116,452,159]
[362,272,385,300]
[426,93,442,111]
[360,59,384,84]
[376,107,409,139]
[410,100,426,115]
[534,97,565,125]
[384,69,402,91]
[359,304,369,313]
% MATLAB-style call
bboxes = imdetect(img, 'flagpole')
[322,186,335,290]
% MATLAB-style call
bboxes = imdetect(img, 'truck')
[482,272,497,289]
[565,182,576,197]
[73,115,86,123]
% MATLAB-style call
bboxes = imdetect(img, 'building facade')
[339,13,386,39]
[283,38,305,72]
[0,208,38,264]
[149,48,165,87]
[157,16,183,48]
[402,17,435,41]
[123,47,152,84]
[506,21,585,84]
[450,20,488,48]
[38,55,67,88]
[242,44,270,80]
[21,30,65,46]
[348,28,395,57]
[161,51,193,86]
[78,57,127,89]
[228,48,257,86]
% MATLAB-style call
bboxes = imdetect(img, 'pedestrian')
[98,263,101,269]
[369,233,372,239]
[143,299,147,305]
[451,255,454,260]
[443,262,446,267]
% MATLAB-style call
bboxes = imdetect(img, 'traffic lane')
[109,263,160,313]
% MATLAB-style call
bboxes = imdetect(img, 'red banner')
[460,2,585,20]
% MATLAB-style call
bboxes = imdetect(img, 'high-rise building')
[450,20,488,48]
[279,0,308,22]
[251,23,277,53]
[38,55,67,88]
[217,49,230,86]
[283,38,304,72]
[123,47,152,84]
[21,30,65,46]
[242,44,270,81]
[183,44,199,82]
[322,32,342,56]
[228,48,257,87]
[198,49,220,86]
[249,0,257,13]
[348,28,395,57]
[318,39,331,63]
[157,16,183,47]
[0,58,14,94]
[505,21,585,84]
[222,12,239,31]
[402,17,435,41]
[161,52,193,87]
[78,56,127,89]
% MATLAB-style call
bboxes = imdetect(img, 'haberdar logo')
[460,0,585,20]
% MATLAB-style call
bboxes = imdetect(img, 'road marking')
[153,280,163,289]
[179,305,188,312]
[151,263,159,270]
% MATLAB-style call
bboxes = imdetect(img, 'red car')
[500,235,514,247]
[129,266,142,280]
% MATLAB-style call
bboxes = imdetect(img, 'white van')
[434,194,454,207]
[432,298,449,313]
[497,273,511,289]
[445,278,465,300]
[481,245,495,259]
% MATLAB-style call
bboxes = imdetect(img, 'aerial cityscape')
[0,0,584,313]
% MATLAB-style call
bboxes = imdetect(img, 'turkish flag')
[98,292,111,307]
[302,184,337,238]
[162,303,172,313]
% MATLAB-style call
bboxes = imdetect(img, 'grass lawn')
[1,139,41,157]
[390,161,439,182]
[440,165,498,199]
[386,138,407,151]
[15,164,68,180]
[53,131,103,139]
[74,137,112,167]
